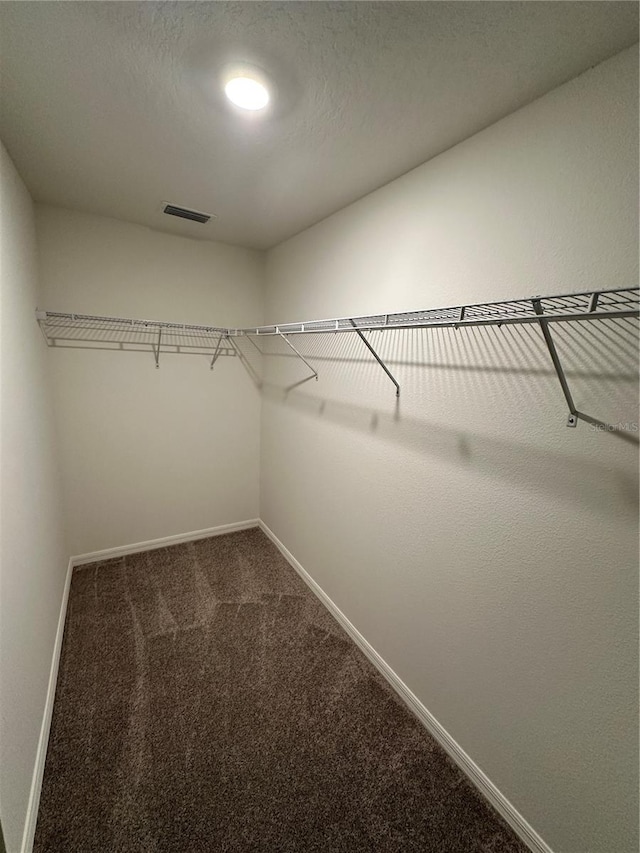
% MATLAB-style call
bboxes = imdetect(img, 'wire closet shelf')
[37,287,638,341]
[242,287,639,335]
[36,286,639,433]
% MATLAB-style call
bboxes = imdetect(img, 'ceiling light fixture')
[224,76,270,111]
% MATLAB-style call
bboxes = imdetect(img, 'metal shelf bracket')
[210,334,226,370]
[532,298,577,427]
[277,331,318,392]
[153,328,162,369]
[350,319,400,397]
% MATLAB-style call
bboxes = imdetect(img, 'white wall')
[0,145,68,852]
[36,206,263,555]
[261,46,639,853]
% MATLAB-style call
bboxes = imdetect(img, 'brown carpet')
[35,528,528,853]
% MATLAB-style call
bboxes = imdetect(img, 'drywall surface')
[261,47,639,853]
[36,207,263,555]
[0,144,68,852]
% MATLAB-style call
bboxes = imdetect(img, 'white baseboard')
[21,557,74,853]
[258,520,553,853]
[70,519,260,566]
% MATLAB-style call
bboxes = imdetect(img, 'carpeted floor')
[35,528,528,853]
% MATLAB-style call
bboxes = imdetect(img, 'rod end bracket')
[566,413,578,428]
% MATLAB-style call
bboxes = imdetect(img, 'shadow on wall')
[233,319,639,521]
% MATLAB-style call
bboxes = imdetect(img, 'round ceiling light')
[224,76,270,111]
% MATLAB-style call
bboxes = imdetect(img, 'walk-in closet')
[1,4,638,853]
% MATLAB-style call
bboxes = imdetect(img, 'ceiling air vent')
[163,203,212,224]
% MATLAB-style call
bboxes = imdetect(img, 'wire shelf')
[36,287,639,437]
[36,311,236,360]
[37,287,639,346]
[242,287,639,336]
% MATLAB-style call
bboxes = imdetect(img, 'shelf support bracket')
[210,334,225,369]
[278,331,318,391]
[350,319,400,397]
[532,298,577,427]
[153,328,162,369]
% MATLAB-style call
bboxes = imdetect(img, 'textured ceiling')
[0,2,637,250]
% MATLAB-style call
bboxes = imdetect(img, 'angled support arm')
[532,298,577,427]
[153,328,162,369]
[533,297,639,443]
[277,331,318,391]
[349,319,400,397]
[210,334,226,369]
